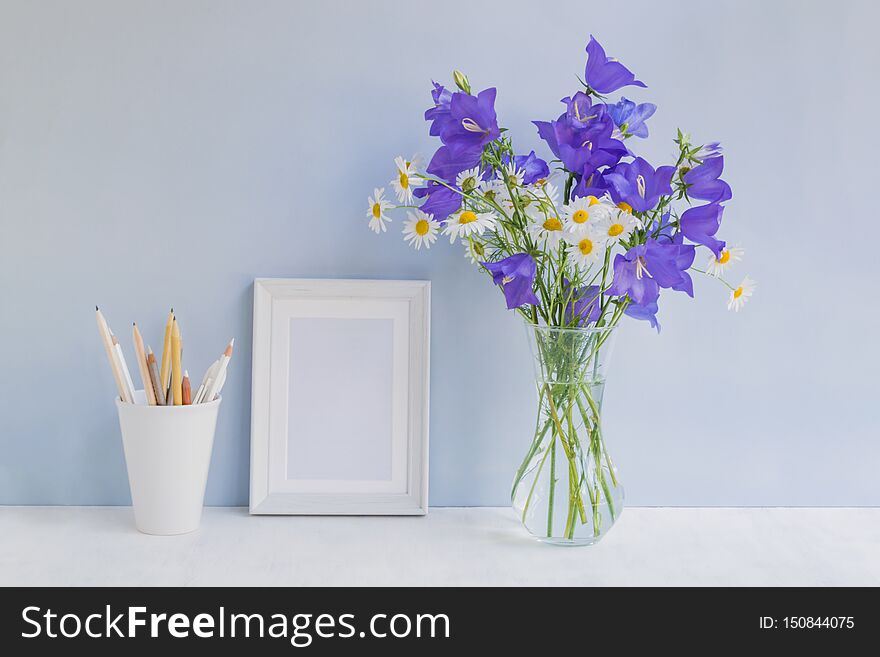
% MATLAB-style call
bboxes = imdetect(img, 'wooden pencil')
[159,308,174,393]
[182,370,192,405]
[171,318,183,405]
[95,307,129,402]
[146,347,166,405]
[132,323,156,405]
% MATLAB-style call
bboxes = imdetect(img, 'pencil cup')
[116,390,221,535]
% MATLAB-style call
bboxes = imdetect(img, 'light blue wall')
[1,0,878,506]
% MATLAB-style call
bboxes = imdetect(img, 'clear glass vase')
[511,323,623,546]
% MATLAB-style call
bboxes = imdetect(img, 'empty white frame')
[250,278,430,515]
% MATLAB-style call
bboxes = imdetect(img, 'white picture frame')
[249,278,430,515]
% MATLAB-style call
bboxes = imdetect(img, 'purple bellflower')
[608,97,656,138]
[534,92,626,178]
[682,156,732,203]
[426,144,482,181]
[424,81,453,137]
[438,87,500,152]
[604,237,696,330]
[511,150,550,185]
[572,169,613,201]
[605,157,675,212]
[624,298,661,331]
[584,35,647,94]
[679,202,726,257]
[482,253,540,309]
[564,283,603,325]
[414,182,461,222]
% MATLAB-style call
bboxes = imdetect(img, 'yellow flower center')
[372,203,381,219]
[718,250,731,264]
[502,275,515,284]
[399,170,409,189]
[617,202,633,214]
[587,195,600,206]
[608,223,624,237]
[572,209,589,224]
[459,211,478,224]
[578,238,594,255]
[415,219,430,236]
[543,217,562,231]
[733,286,743,299]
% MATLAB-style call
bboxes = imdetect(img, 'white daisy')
[706,245,744,278]
[476,178,506,208]
[455,167,483,194]
[505,189,545,220]
[463,237,487,265]
[366,188,393,233]
[531,182,560,209]
[563,194,611,233]
[391,156,423,204]
[598,209,639,246]
[402,211,439,250]
[444,209,497,244]
[498,162,524,188]
[727,276,756,312]
[527,213,565,248]
[564,229,605,269]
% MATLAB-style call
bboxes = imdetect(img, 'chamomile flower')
[527,213,565,248]
[532,182,560,209]
[366,188,393,233]
[476,178,506,208]
[727,276,756,312]
[391,156,423,204]
[564,229,605,269]
[455,167,484,194]
[402,210,439,250]
[563,195,610,233]
[598,210,638,246]
[463,237,487,265]
[505,189,544,220]
[444,209,497,243]
[706,245,744,278]
[498,162,524,188]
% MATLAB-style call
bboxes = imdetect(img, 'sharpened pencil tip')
[96,305,99,311]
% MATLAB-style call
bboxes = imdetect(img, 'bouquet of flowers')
[366,35,753,545]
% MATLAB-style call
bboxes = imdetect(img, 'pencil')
[202,339,234,403]
[182,370,192,405]
[171,318,183,405]
[159,308,174,393]
[112,333,137,403]
[95,307,129,402]
[146,347,166,405]
[194,359,219,404]
[132,323,156,405]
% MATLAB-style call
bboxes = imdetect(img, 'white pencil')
[95,307,129,402]
[112,333,137,403]
[201,339,234,403]
[195,359,220,404]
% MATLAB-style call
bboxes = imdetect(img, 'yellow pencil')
[171,318,183,405]
[159,308,174,393]
[132,323,156,405]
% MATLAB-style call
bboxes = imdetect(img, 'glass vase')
[511,323,623,546]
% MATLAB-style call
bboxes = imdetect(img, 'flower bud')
[453,70,472,94]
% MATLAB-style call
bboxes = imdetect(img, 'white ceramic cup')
[116,390,221,535]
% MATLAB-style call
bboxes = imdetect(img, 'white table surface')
[1,507,877,586]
